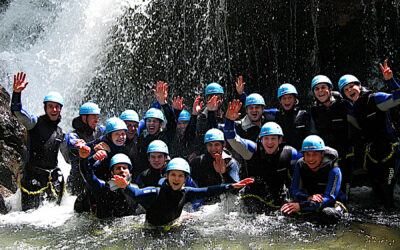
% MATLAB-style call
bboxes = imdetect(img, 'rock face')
[0,86,26,195]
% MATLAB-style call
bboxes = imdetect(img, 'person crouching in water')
[78,147,157,218]
[11,72,65,211]
[224,100,302,213]
[281,135,346,224]
[116,157,254,226]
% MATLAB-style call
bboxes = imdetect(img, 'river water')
[0,0,399,248]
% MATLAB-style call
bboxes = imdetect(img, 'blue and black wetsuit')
[64,116,105,195]
[11,92,65,211]
[291,147,345,224]
[144,178,235,226]
[348,78,400,209]
[224,118,302,212]
[79,157,158,218]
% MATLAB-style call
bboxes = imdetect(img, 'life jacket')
[137,167,165,187]
[27,115,63,169]
[146,180,186,226]
[246,144,295,203]
[297,147,339,195]
[190,150,236,187]
[266,107,309,150]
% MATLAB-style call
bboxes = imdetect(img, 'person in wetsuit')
[11,72,65,211]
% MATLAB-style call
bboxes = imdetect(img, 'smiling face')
[146,118,162,135]
[304,151,324,171]
[177,120,189,136]
[206,141,225,158]
[246,104,264,122]
[82,114,99,130]
[148,152,167,169]
[313,83,332,104]
[261,135,282,154]
[280,94,296,111]
[343,83,361,102]
[167,170,186,190]
[112,163,131,182]
[44,101,62,121]
[111,129,126,146]
[124,120,139,140]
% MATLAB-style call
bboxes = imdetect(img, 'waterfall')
[0,0,137,129]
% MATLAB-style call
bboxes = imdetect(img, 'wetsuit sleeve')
[135,174,144,188]
[290,163,309,201]
[65,132,81,150]
[185,176,203,210]
[11,92,37,130]
[298,167,342,211]
[226,161,240,182]
[308,111,319,135]
[79,157,107,199]
[239,93,247,105]
[161,104,177,140]
[123,185,158,209]
[385,77,400,92]
[207,110,218,129]
[374,92,400,111]
[184,184,235,202]
[184,114,197,142]
[224,118,255,160]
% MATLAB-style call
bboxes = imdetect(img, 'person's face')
[148,152,167,169]
[82,114,99,130]
[176,120,189,136]
[124,120,139,140]
[343,83,361,102]
[112,163,131,182]
[304,151,324,171]
[111,129,126,146]
[313,83,331,104]
[206,141,225,158]
[167,170,186,191]
[246,104,264,122]
[261,135,282,154]
[280,94,296,111]
[45,101,62,121]
[146,118,162,135]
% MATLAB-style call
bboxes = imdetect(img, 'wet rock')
[0,86,26,193]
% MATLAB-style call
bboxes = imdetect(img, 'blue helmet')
[109,153,132,171]
[205,82,224,96]
[105,117,128,134]
[204,128,225,143]
[245,93,265,107]
[43,91,64,106]
[178,110,191,121]
[259,122,283,138]
[147,140,169,155]
[144,108,165,122]
[301,135,325,151]
[166,157,190,175]
[277,83,298,99]
[79,102,101,115]
[120,110,139,123]
[338,74,361,92]
[311,75,333,91]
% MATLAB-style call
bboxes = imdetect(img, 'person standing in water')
[11,72,65,211]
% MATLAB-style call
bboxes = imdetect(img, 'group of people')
[3,59,399,226]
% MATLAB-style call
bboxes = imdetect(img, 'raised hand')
[192,95,204,115]
[207,95,220,111]
[79,146,91,158]
[93,150,107,161]
[379,60,393,80]
[153,81,168,105]
[213,153,226,173]
[74,139,86,149]
[172,96,185,110]
[226,99,242,121]
[232,178,254,188]
[112,175,128,188]
[235,76,245,95]
[94,142,111,152]
[13,72,29,93]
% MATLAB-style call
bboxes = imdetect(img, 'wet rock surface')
[0,86,26,194]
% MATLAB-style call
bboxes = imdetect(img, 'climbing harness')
[363,142,399,169]
[239,194,280,208]
[18,168,64,199]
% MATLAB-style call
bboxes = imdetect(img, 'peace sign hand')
[379,60,393,80]
[13,72,29,93]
